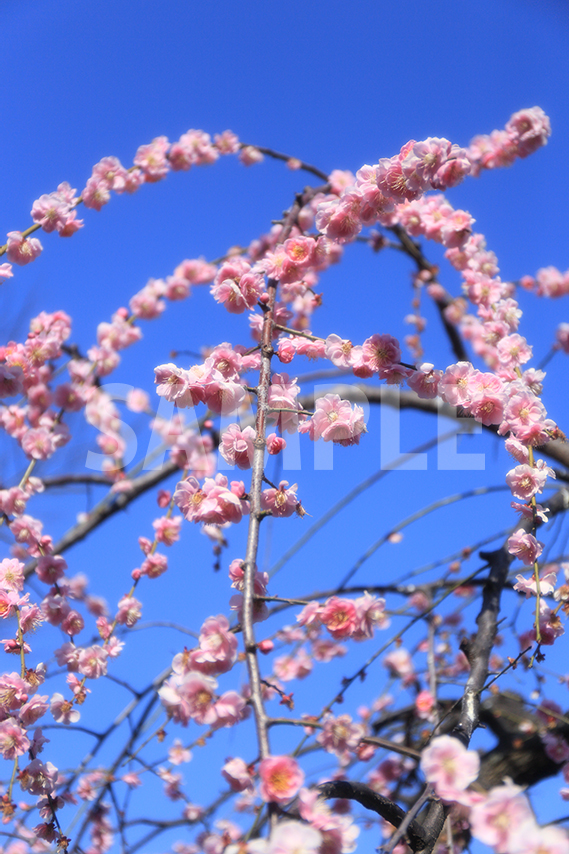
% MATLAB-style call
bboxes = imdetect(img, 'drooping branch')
[318,781,428,851]
[299,384,569,472]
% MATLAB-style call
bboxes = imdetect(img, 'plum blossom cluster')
[0,555,113,844]
[521,265,569,299]
[297,593,389,641]
[209,795,357,854]
[315,713,367,765]
[127,495,182,586]
[466,106,551,175]
[159,560,268,726]
[0,562,49,778]
[5,261,225,505]
[421,735,569,854]
[156,358,366,467]
[299,394,366,446]
[314,137,472,245]
[174,473,249,526]
[220,758,359,854]
[0,129,246,281]
[158,653,246,729]
[414,242,558,614]
[296,110,544,273]
[1,310,72,463]
[154,355,250,416]
[30,182,83,237]
[0,251,216,485]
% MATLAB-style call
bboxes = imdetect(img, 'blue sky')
[2,0,569,851]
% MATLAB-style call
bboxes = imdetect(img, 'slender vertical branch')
[241,186,326,761]
[241,273,277,759]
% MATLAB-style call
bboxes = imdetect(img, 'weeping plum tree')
[2,108,569,854]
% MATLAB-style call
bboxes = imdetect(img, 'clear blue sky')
[2,1,569,851]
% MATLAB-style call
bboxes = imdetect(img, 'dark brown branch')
[454,547,513,742]
[412,545,511,853]
[41,473,113,488]
[389,223,469,363]
[239,142,330,183]
[318,781,428,850]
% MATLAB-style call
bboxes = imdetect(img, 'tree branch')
[318,780,428,851]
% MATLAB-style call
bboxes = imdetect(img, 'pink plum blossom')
[174,474,247,525]
[469,782,535,852]
[420,735,480,800]
[258,755,304,803]
[362,333,401,373]
[267,373,302,433]
[211,259,264,313]
[214,130,240,154]
[140,552,168,578]
[509,823,569,854]
[353,592,389,639]
[508,529,543,565]
[222,757,254,792]
[19,695,49,726]
[265,821,322,854]
[168,739,192,765]
[212,690,247,729]
[273,649,313,681]
[50,693,81,724]
[506,106,551,157]
[506,463,550,500]
[77,645,109,678]
[266,433,286,455]
[115,596,142,628]
[0,719,30,759]
[383,648,415,684]
[0,262,13,282]
[299,394,366,445]
[320,597,358,639]
[261,481,300,517]
[159,671,218,726]
[239,146,264,166]
[219,424,255,469]
[6,231,43,265]
[407,363,442,399]
[316,714,365,760]
[31,190,74,234]
[191,615,238,676]
[169,129,218,170]
[152,515,182,546]
[18,758,58,795]
[134,136,171,182]
[0,558,24,591]
[514,568,557,598]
